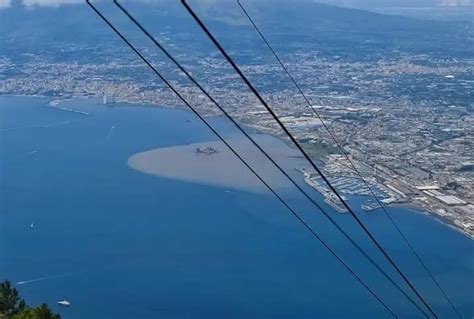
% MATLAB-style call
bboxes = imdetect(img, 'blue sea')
[0,96,473,319]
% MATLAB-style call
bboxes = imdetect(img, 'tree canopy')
[0,281,61,319]
[0,281,26,318]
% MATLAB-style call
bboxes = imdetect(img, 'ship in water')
[362,199,381,212]
[57,300,71,307]
[195,146,219,155]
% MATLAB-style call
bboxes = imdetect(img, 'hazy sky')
[316,0,472,7]
[0,0,11,8]
[0,0,472,11]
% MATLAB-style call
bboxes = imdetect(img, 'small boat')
[30,222,34,229]
[57,300,71,307]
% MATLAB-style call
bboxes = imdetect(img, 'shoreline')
[393,202,474,239]
[2,93,472,239]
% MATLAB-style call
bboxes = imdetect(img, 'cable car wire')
[235,1,461,317]
[180,1,438,317]
[111,1,432,316]
[85,1,398,317]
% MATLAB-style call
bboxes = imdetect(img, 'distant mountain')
[0,0,471,62]
[314,0,473,9]
[316,0,473,21]
[211,0,473,60]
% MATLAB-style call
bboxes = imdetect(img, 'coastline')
[393,202,474,239]
[2,93,472,239]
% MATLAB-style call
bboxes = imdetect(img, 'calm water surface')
[0,96,473,319]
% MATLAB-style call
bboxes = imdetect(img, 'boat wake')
[16,272,81,285]
[106,125,116,141]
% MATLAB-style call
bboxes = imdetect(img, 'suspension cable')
[235,1,461,317]
[85,1,398,317]
[112,1,433,316]
[180,1,439,317]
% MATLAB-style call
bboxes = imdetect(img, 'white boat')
[30,222,34,229]
[57,300,71,307]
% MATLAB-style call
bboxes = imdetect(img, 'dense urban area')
[1,7,473,237]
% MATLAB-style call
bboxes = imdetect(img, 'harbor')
[298,169,396,213]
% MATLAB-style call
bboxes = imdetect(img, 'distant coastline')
[393,202,473,239]
[2,93,472,239]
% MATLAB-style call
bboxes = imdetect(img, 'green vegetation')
[0,281,60,319]
[305,141,341,157]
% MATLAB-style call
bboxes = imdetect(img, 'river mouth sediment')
[127,135,306,193]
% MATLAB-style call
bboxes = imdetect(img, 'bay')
[1,95,472,319]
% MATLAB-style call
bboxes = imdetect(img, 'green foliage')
[13,305,61,319]
[10,308,35,319]
[306,141,341,157]
[0,282,60,319]
[0,281,26,318]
